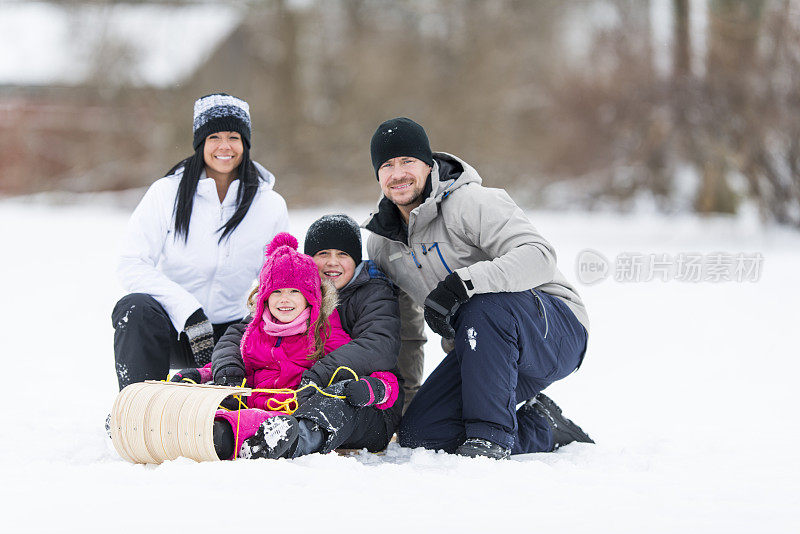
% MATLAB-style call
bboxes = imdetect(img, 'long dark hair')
[164,140,260,243]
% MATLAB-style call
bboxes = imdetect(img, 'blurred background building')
[1,0,799,226]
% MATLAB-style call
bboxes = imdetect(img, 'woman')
[112,93,289,390]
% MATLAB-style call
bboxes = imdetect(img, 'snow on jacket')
[363,152,589,333]
[116,162,289,333]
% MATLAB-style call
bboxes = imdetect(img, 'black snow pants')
[294,380,404,453]
[112,293,238,390]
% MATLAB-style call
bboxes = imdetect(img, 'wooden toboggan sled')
[109,381,250,465]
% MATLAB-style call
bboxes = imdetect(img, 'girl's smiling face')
[267,288,308,323]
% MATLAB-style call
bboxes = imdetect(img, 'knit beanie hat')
[304,214,363,266]
[251,233,322,328]
[192,93,252,150]
[370,117,434,177]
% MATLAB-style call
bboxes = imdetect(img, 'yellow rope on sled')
[234,378,244,459]
[149,366,362,461]
[227,366,360,457]
[167,365,359,414]
[167,365,358,415]
[246,365,359,413]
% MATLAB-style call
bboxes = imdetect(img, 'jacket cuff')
[184,308,207,328]
[302,369,323,387]
[455,268,477,298]
[170,299,205,339]
[198,364,213,383]
[370,371,399,410]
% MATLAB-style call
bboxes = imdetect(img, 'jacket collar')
[338,262,366,297]
[198,169,241,207]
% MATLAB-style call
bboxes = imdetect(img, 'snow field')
[0,199,797,533]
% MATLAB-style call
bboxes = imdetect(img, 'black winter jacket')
[211,321,247,380]
[301,261,401,387]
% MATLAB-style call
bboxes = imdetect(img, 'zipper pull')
[410,249,423,269]
[533,291,544,317]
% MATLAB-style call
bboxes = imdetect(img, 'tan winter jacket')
[363,152,589,333]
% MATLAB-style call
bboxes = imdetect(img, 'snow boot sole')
[455,438,511,460]
[530,392,594,450]
[239,415,300,460]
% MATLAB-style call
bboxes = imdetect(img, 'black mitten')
[213,366,246,410]
[344,377,387,408]
[423,272,470,338]
[184,308,214,367]
[213,365,246,387]
[296,377,319,406]
[170,368,202,383]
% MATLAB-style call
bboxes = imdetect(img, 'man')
[362,117,593,459]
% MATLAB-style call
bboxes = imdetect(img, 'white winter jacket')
[117,162,289,334]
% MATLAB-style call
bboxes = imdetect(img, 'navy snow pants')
[398,290,587,454]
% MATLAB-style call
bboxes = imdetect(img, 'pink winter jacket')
[242,309,351,410]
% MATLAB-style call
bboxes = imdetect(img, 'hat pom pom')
[266,232,299,255]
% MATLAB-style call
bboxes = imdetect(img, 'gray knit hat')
[192,93,251,150]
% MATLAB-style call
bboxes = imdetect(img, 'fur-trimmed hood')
[318,280,340,321]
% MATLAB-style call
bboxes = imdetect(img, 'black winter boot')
[213,420,235,460]
[239,416,300,460]
[455,438,511,460]
[289,419,326,458]
[526,392,594,450]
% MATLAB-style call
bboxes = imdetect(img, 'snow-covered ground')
[1,198,797,533]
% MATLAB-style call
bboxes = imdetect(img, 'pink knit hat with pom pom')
[251,232,323,327]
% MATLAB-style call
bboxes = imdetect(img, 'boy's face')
[312,249,356,290]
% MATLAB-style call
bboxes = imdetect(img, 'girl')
[204,232,399,460]
[112,93,289,390]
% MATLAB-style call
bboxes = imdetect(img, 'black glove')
[170,368,202,383]
[184,308,214,367]
[344,377,387,408]
[295,377,319,406]
[213,365,246,387]
[213,365,247,410]
[423,272,470,338]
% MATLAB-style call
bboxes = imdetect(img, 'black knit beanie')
[192,93,252,150]
[304,214,363,266]
[370,117,433,177]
